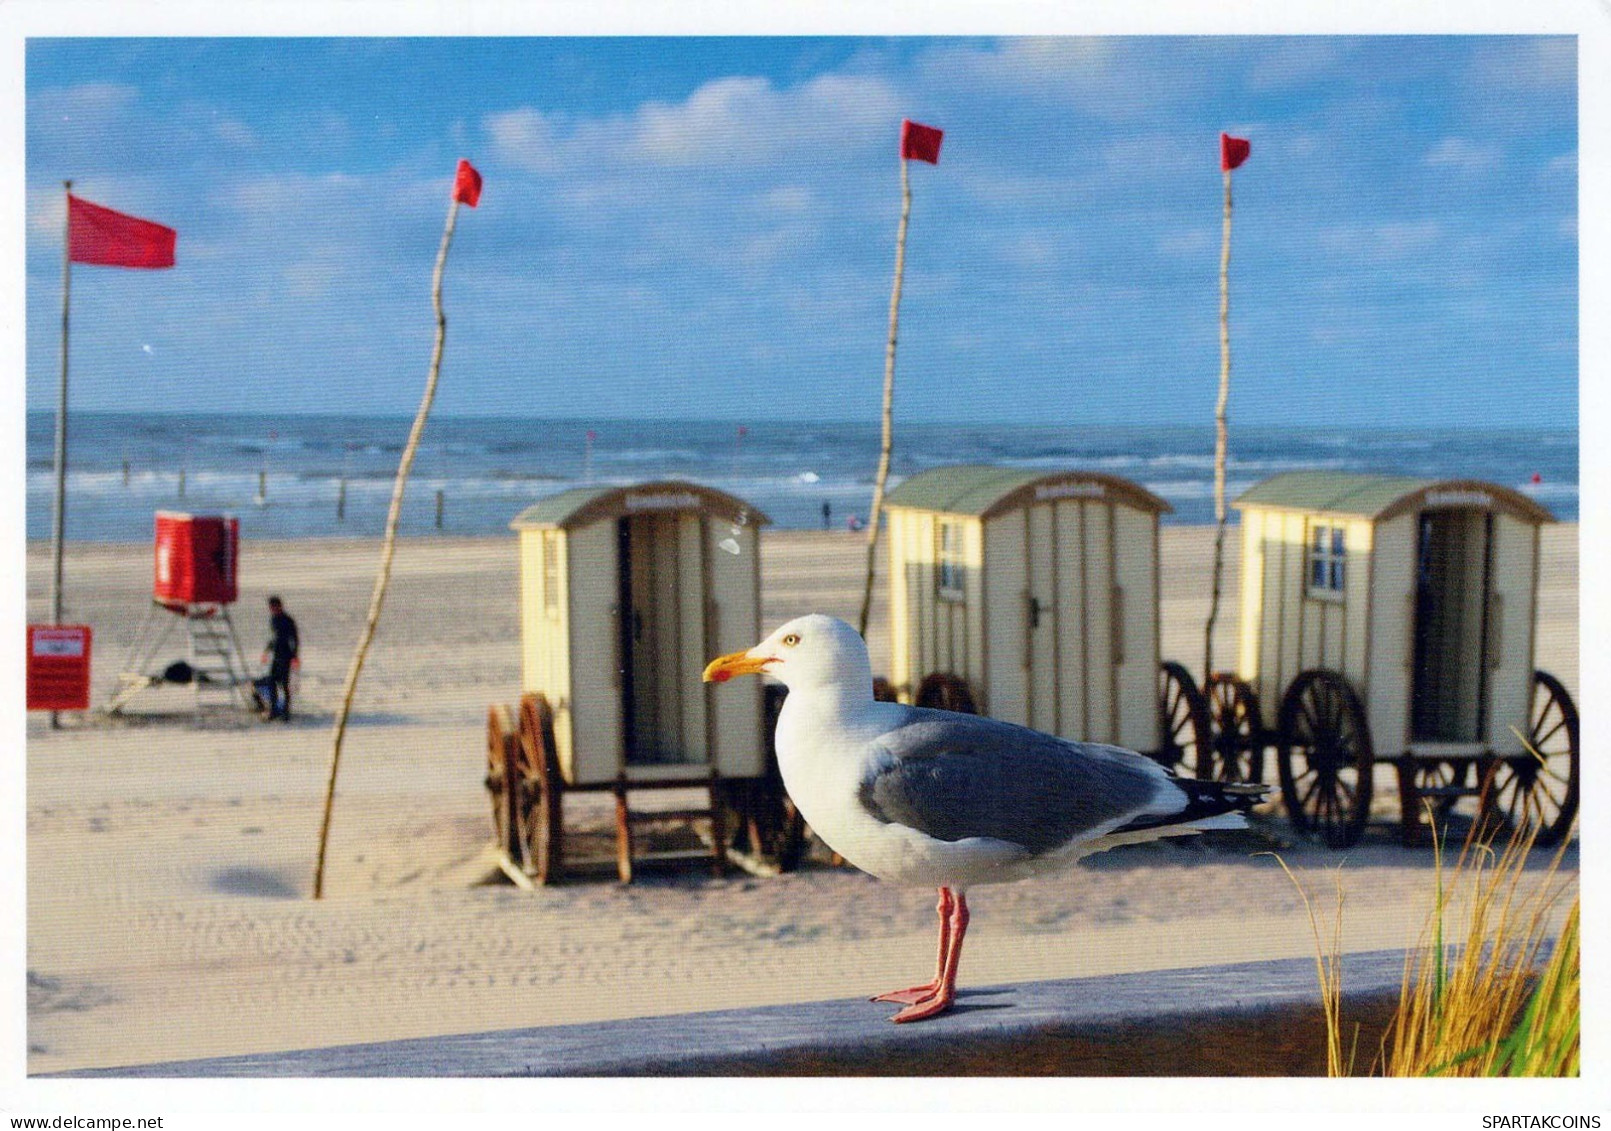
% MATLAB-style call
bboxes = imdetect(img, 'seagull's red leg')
[871,886,953,1005]
[890,890,968,1023]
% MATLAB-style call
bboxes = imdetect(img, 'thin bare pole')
[313,194,461,899]
[50,181,73,729]
[858,155,911,639]
[1205,167,1233,682]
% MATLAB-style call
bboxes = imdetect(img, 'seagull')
[703,613,1268,1024]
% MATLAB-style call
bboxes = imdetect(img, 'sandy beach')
[25,525,1578,1074]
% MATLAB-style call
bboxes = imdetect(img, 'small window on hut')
[937,520,966,602]
[1308,522,1346,598]
[541,531,560,617]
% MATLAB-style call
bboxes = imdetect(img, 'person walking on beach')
[260,595,299,721]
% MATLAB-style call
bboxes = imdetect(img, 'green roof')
[510,482,771,531]
[884,464,1170,517]
[1234,472,1431,518]
[1234,471,1553,524]
[509,487,618,530]
[885,466,1046,515]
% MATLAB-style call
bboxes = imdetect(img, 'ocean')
[25,412,1578,542]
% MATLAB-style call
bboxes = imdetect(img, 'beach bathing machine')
[1221,471,1575,848]
[882,465,1211,775]
[494,482,800,882]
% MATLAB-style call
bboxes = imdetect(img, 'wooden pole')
[1205,167,1233,682]
[858,155,911,639]
[50,180,73,729]
[313,193,462,899]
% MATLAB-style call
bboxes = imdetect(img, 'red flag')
[900,119,944,164]
[452,159,483,207]
[1220,133,1251,172]
[68,195,175,269]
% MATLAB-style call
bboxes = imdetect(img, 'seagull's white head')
[702,613,873,698]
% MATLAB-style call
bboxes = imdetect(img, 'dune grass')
[1276,814,1577,1077]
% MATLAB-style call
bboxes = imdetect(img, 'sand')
[25,525,1578,1074]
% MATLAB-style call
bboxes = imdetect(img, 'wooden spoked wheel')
[1478,670,1579,848]
[915,672,980,715]
[1277,670,1375,849]
[1205,674,1266,785]
[1157,661,1213,776]
[518,692,564,884]
[485,704,523,862]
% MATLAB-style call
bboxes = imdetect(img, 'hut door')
[618,514,694,765]
[1024,503,1060,734]
[1411,510,1493,743]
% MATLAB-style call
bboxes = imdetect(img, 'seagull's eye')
[782,633,801,647]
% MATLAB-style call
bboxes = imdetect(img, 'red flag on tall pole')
[314,158,483,898]
[900,120,944,164]
[1220,133,1251,172]
[452,159,483,207]
[68,195,176,269]
[860,118,943,636]
[1206,132,1250,678]
[51,187,178,725]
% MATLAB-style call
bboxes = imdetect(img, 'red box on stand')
[153,512,239,606]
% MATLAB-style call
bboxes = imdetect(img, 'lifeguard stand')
[106,512,255,716]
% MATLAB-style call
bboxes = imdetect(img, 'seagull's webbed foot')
[872,887,954,1006]
[880,888,969,1024]
[871,982,942,1005]
[888,988,955,1024]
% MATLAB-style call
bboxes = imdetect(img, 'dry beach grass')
[24,525,1578,1073]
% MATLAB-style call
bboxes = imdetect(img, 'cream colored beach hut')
[1228,471,1575,847]
[509,481,768,786]
[883,465,1203,765]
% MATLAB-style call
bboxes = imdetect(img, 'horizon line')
[20,408,1581,434]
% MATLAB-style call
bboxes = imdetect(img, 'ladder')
[184,605,255,713]
[107,601,256,717]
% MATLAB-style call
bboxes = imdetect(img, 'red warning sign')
[27,625,92,711]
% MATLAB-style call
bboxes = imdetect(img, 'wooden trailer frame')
[1211,471,1577,848]
[485,482,803,882]
[883,465,1211,773]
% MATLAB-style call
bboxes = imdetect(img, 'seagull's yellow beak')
[702,648,773,683]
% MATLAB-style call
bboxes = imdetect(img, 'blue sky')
[24,36,1577,427]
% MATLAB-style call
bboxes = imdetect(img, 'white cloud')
[30,82,139,126]
[757,186,816,215]
[1317,219,1443,260]
[1245,39,1352,92]
[1467,37,1575,93]
[1544,152,1577,180]
[1423,137,1498,171]
[917,37,1216,122]
[228,172,364,215]
[487,71,904,174]
[485,107,562,173]
[212,116,258,149]
[1157,228,1213,257]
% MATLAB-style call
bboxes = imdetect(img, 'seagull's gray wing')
[858,709,1172,855]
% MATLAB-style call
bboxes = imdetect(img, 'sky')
[23,34,1579,427]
